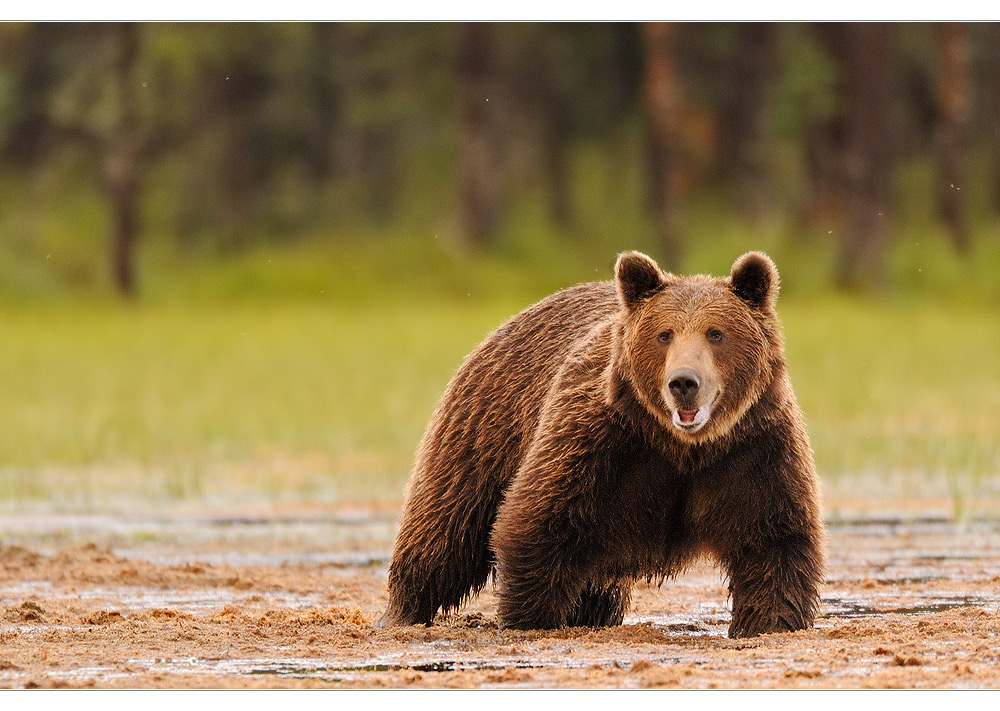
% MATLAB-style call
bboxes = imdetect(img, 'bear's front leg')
[491,482,601,629]
[490,406,617,630]
[492,552,586,629]
[723,533,824,638]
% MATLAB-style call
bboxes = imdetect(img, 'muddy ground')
[0,507,998,689]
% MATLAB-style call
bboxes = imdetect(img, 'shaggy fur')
[380,251,826,638]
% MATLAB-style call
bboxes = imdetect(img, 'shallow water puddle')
[822,593,998,619]
[631,608,730,638]
[246,659,544,680]
[0,581,324,614]
[0,510,398,562]
[117,549,390,569]
[126,653,657,682]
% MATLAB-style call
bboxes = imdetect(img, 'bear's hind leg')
[567,582,631,627]
[380,533,495,627]
[380,484,500,627]
[379,570,439,627]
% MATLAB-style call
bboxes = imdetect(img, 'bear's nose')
[668,369,701,400]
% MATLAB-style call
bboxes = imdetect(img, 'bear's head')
[611,250,784,443]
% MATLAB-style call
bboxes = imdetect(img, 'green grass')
[0,272,997,518]
[0,297,519,509]
[782,297,1000,518]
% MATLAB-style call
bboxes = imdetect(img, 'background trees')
[0,22,996,297]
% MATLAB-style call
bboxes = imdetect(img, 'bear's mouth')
[670,393,718,433]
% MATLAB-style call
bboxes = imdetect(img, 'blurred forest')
[0,22,998,514]
[1,21,999,300]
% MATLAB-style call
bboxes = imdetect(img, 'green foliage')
[2,23,998,295]
[773,25,839,138]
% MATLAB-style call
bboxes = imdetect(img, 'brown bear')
[381,251,826,638]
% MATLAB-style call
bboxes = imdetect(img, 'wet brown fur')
[381,251,826,638]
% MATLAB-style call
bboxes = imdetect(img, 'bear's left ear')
[615,251,665,310]
[730,251,779,310]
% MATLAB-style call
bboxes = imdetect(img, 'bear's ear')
[730,251,779,310]
[615,251,665,310]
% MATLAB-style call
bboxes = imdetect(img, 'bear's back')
[417,280,620,485]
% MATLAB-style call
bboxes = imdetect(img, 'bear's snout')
[667,368,701,401]
[663,364,718,433]
[659,331,722,435]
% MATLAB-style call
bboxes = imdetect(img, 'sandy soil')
[0,509,997,689]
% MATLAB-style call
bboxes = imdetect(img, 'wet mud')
[0,510,998,688]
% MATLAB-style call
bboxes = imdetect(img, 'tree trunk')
[108,22,141,298]
[307,22,340,181]
[801,23,851,230]
[835,23,895,290]
[936,22,971,253]
[541,25,573,230]
[458,22,504,246]
[641,22,683,272]
[719,23,779,223]
[985,24,1000,218]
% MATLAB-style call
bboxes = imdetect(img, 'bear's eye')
[706,329,723,343]
[657,330,673,344]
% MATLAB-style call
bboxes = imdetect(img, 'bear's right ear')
[615,251,665,310]
[730,251,779,311]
